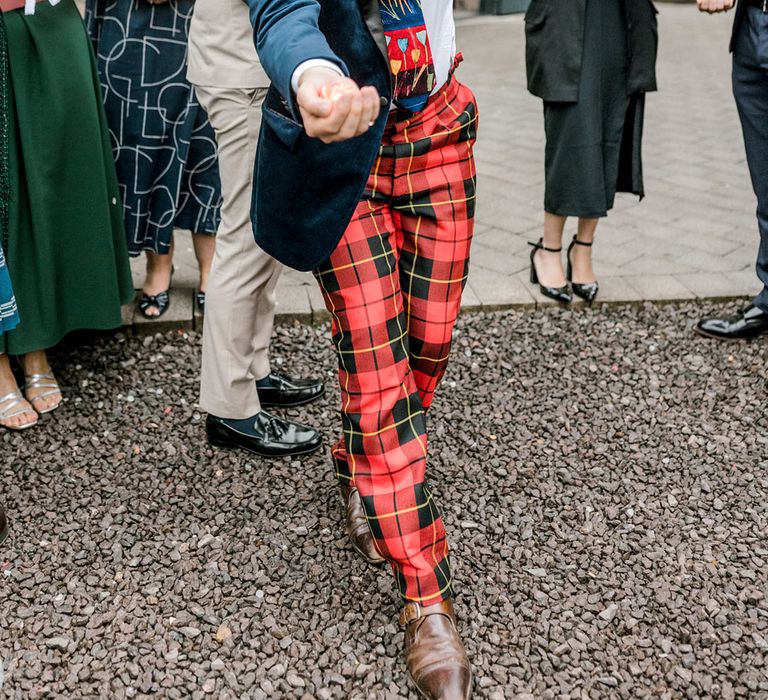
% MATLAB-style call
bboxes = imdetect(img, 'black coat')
[731,0,748,52]
[525,0,659,103]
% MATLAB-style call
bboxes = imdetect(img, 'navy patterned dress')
[86,0,221,256]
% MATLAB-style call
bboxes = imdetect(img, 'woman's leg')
[571,217,599,284]
[141,237,175,317]
[534,212,568,287]
[21,349,62,414]
[0,353,36,429]
[192,232,216,295]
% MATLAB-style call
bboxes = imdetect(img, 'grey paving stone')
[724,269,761,296]
[624,275,696,301]
[307,283,331,324]
[591,277,647,304]
[274,284,312,322]
[676,272,756,300]
[120,299,136,329]
[468,269,536,309]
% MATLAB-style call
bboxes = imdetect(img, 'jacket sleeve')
[245,0,349,116]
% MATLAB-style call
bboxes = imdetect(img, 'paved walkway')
[130,6,757,329]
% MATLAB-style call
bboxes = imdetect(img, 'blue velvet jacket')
[245,0,393,271]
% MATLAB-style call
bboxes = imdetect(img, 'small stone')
[45,637,71,651]
[215,625,232,642]
[599,603,619,622]
[198,534,215,548]
[286,672,305,688]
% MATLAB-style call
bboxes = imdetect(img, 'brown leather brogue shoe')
[0,505,8,545]
[400,599,472,700]
[339,484,385,565]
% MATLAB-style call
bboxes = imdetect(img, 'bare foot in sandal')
[0,353,37,430]
[22,350,62,415]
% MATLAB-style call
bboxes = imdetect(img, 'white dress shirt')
[293,0,456,98]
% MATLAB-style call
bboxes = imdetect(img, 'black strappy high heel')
[528,239,572,303]
[138,266,174,319]
[566,236,600,303]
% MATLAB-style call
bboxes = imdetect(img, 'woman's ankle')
[20,350,50,377]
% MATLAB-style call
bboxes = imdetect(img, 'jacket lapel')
[357,0,388,63]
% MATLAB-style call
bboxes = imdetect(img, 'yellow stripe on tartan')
[344,397,427,439]
[398,270,469,285]
[410,350,451,363]
[402,579,454,604]
[364,490,435,521]
[335,327,408,355]
[441,87,464,119]
[314,249,392,278]
[395,194,476,213]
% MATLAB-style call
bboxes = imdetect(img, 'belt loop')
[448,53,464,80]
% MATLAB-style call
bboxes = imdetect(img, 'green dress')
[0,0,133,355]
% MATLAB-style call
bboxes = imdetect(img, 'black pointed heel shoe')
[566,236,600,303]
[528,239,572,303]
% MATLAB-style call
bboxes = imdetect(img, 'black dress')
[543,0,643,219]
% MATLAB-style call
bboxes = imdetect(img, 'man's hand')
[697,0,735,13]
[296,67,381,144]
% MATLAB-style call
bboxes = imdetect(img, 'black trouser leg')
[733,7,768,311]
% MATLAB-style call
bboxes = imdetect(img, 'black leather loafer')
[0,506,8,545]
[206,411,322,458]
[256,372,325,408]
[696,303,768,340]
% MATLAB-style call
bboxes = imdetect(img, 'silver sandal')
[24,373,62,415]
[0,389,39,430]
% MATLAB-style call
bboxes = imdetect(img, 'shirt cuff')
[291,59,345,94]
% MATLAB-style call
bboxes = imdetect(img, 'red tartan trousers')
[313,75,478,605]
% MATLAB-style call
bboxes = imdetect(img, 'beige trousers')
[194,86,281,419]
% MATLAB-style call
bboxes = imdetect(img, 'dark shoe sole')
[539,287,572,304]
[572,286,599,304]
[412,672,473,700]
[0,520,8,546]
[258,387,326,409]
[694,326,768,341]
[207,435,323,459]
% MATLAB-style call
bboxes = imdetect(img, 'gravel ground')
[1,301,766,700]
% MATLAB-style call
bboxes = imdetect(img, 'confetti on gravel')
[1,301,766,699]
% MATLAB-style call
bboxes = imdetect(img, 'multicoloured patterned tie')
[378,0,436,113]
